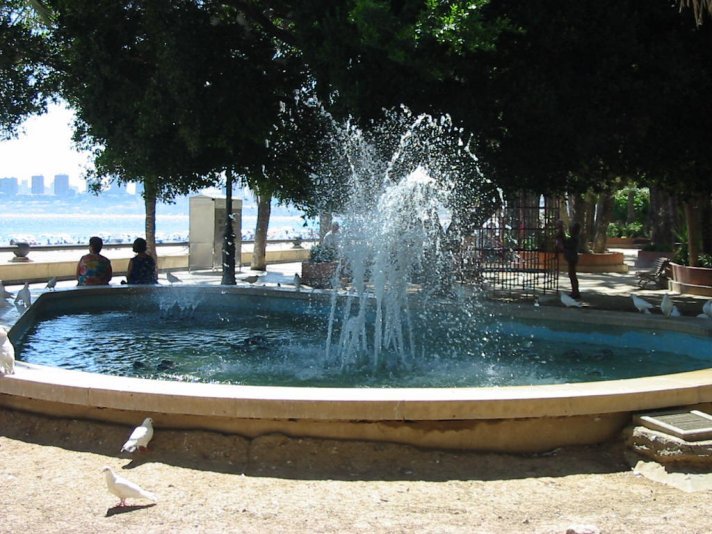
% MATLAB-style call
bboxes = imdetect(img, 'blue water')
[14,290,711,387]
[0,195,317,245]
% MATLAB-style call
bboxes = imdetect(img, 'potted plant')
[669,243,712,296]
[301,244,339,288]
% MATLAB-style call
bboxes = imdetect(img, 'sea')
[0,193,319,246]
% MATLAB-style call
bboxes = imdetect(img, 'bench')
[637,257,671,289]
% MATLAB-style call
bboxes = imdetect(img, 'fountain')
[1,112,711,452]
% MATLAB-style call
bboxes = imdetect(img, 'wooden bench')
[637,257,671,289]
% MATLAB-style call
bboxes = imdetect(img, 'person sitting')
[76,236,113,286]
[126,238,158,285]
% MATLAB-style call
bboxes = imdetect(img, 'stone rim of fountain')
[2,285,711,453]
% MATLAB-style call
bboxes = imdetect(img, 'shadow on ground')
[0,408,629,482]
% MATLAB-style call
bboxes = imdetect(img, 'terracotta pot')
[557,252,628,273]
[607,237,650,248]
[13,242,31,258]
[301,261,339,288]
[669,263,712,296]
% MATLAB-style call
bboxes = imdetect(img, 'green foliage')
[612,187,649,223]
[0,0,57,139]
[606,221,644,238]
[699,254,712,268]
[309,243,338,263]
[672,243,688,266]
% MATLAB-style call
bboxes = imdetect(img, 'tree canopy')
[0,0,57,140]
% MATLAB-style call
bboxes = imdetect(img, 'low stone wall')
[0,247,310,285]
[561,252,629,273]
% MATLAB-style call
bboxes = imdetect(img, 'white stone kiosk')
[189,195,242,271]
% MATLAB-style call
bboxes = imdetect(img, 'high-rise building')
[0,177,19,196]
[53,174,70,196]
[31,175,45,195]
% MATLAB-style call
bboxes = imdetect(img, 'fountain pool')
[2,285,711,453]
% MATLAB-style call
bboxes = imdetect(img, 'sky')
[0,102,93,189]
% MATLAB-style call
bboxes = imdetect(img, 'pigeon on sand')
[631,294,654,314]
[121,417,154,453]
[166,272,182,284]
[241,275,260,284]
[14,282,31,307]
[0,327,15,375]
[45,277,57,291]
[560,292,582,308]
[102,466,157,507]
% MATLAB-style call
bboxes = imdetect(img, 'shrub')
[309,244,338,263]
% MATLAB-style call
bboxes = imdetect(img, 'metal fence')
[455,196,560,297]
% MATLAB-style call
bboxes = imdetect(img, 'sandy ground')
[0,409,710,534]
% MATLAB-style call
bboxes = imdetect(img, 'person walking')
[556,221,581,299]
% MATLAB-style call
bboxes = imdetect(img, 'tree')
[0,0,56,139]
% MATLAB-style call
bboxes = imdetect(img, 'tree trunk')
[570,192,593,252]
[701,193,712,255]
[221,170,236,285]
[251,193,271,271]
[626,189,636,224]
[143,177,158,260]
[592,191,614,253]
[648,186,673,249]
[684,199,701,267]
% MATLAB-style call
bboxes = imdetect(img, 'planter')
[9,242,32,263]
[558,252,628,273]
[301,261,339,288]
[514,251,628,273]
[636,250,673,269]
[516,251,628,273]
[669,263,712,297]
[607,237,650,248]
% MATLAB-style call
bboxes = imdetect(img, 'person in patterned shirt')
[76,236,113,285]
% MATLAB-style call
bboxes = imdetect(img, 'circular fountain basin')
[2,286,711,452]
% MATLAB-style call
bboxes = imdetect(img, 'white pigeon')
[0,280,13,299]
[14,283,31,307]
[0,327,15,375]
[120,417,154,453]
[660,293,674,318]
[631,294,654,314]
[560,292,582,308]
[166,272,182,284]
[45,277,57,291]
[102,466,157,507]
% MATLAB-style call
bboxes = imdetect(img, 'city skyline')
[0,102,92,189]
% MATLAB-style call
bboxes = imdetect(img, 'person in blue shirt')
[126,238,158,285]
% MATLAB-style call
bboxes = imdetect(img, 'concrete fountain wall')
[1,286,711,453]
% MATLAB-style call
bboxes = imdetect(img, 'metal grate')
[455,195,560,297]
[635,410,712,441]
